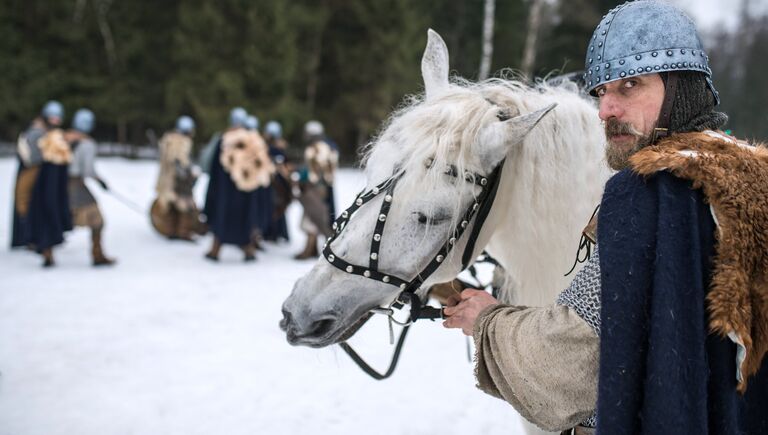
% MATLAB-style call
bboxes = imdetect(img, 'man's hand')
[442,289,499,336]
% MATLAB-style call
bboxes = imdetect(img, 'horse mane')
[360,77,601,234]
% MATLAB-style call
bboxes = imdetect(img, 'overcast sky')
[673,0,768,31]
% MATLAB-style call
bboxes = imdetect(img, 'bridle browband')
[322,156,506,323]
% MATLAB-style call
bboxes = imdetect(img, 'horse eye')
[414,211,448,225]
[497,110,512,121]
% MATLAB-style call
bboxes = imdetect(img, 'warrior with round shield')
[151,115,205,241]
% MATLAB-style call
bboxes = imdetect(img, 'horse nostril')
[308,318,335,337]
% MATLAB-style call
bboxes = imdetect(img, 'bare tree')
[521,0,544,77]
[478,0,496,80]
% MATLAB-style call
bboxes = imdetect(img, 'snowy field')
[0,157,525,435]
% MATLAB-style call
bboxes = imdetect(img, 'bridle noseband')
[322,157,506,322]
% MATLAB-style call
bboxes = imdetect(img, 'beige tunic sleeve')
[473,304,599,432]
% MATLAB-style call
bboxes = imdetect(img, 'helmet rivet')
[601,30,606,35]
[645,67,652,72]
[355,198,363,206]
[333,222,338,230]
[382,276,390,283]
[681,49,686,54]
[461,221,468,228]
[328,255,335,262]
[363,270,371,278]
[619,59,625,65]
[692,50,697,55]
[597,55,602,60]
[372,187,380,195]
[605,63,610,68]
[663,64,669,69]
[590,46,594,52]
[374,233,381,242]
[589,81,593,86]
[378,214,386,222]
[620,72,626,77]
[346,266,354,273]
[473,203,479,211]
[635,55,641,60]
[629,69,635,74]
[399,283,406,290]
[384,195,392,203]
[654,66,660,70]
[436,255,444,263]
[596,66,600,72]
[449,237,456,245]
[480,178,487,186]
[683,62,688,67]
[370,253,378,260]
[598,42,603,47]
[605,74,610,80]
[589,58,593,64]
[652,52,658,57]
[667,50,674,56]
[342,211,348,218]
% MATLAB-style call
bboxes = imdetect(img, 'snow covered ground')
[0,157,525,435]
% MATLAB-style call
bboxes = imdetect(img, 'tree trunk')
[521,0,544,78]
[478,0,496,80]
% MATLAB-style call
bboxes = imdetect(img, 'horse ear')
[478,103,558,168]
[504,103,557,138]
[422,29,450,101]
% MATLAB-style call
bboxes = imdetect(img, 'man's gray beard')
[605,133,654,171]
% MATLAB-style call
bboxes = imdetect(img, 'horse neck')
[483,106,610,306]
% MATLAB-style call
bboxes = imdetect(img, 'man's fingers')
[460,288,483,300]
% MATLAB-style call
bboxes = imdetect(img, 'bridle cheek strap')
[322,159,506,322]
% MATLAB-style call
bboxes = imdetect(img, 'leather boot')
[41,248,55,268]
[242,243,256,262]
[92,228,116,266]
[205,237,222,261]
[294,233,319,260]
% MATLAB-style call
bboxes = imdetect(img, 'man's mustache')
[605,119,642,138]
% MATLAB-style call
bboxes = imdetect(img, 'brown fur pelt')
[39,129,72,164]
[220,129,275,192]
[156,132,194,210]
[630,130,768,392]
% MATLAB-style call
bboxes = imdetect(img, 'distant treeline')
[1,0,765,161]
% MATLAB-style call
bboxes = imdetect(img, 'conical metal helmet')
[584,0,719,104]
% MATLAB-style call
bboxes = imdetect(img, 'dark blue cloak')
[12,160,72,252]
[202,142,271,246]
[597,170,768,434]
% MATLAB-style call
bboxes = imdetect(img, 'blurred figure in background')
[202,108,275,262]
[293,120,338,260]
[199,107,248,175]
[65,108,115,266]
[11,100,65,251]
[262,120,291,243]
[244,115,259,132]
[151,115,205,242]
[11,101,72,266]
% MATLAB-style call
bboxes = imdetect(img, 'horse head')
[280,30,560,347]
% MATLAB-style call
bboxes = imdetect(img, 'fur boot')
[91,228,116,266]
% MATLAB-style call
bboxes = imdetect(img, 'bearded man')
[443,2,768,434]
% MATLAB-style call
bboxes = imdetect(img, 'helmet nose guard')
[584,0,719,105]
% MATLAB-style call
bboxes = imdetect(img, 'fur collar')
[630,130,768,392]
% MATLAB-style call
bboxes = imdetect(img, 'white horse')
[281,30,610,434]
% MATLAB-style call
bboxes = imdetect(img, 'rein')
[324,157,506,379]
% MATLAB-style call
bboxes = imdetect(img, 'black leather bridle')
[322,157,505,323]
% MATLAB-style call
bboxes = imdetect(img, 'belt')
[560,427,596,435]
